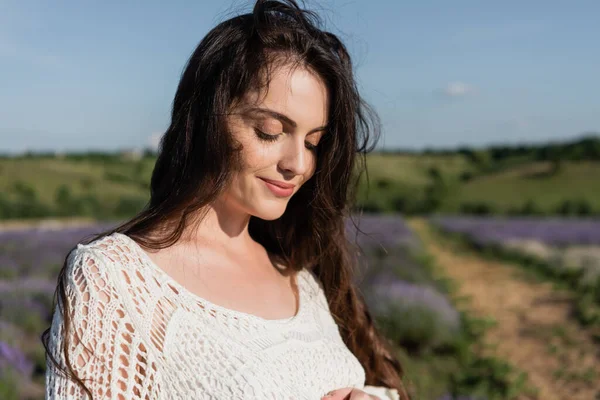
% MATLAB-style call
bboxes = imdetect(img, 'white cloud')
[148,132,163,151]
[441,82,477,97]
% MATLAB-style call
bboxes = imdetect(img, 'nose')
[278,136,312,177]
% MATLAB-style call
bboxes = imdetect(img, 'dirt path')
[410,219,600,400]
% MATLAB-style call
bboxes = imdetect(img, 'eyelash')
[254,128,281,142]
[254,128,317,151]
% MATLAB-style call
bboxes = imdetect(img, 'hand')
[321,387,380,400]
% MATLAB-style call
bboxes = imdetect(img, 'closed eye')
[255,127,320,152]
[254,128,281,142]
[305,141,317,151]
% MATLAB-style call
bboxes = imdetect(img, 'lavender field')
[0,217,494,400]
[0,222,118,398]
[430,215,600,325]
[431,216,600,247]
[430,216,600,280]
[347,216,463,356]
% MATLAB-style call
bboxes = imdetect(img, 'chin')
[251,201,288,221]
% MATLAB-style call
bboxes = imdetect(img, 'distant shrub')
[573,293,600,326]
[575,199,593,216]
[79,177,95,191]
[354,200,385,214]
[114,195,148,217]
[104,171,132,184]
[555,199,593,216]
[428,167,443,182]
[391,195,409,214]
[556,200,576,216]
[549,159,562,175]
[375,178,392,189]
[54,184,71,203]
[459,171,474,182]
[449,353,528,400]
[0,193,15,219]
[78,194,102,214]
[421,182,447,213]
[12,181,36,200]
[54,184,73,216]
[2,181,51,219]
[520,200,543,216]
[459,202,496,215]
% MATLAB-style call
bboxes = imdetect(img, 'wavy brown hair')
[41,1,410,398]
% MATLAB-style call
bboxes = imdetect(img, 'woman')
[42,1,410,399]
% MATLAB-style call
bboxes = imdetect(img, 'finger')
[348,390,375,400]
[321,387,354,400]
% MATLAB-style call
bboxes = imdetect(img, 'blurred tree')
[459,171,474,182]
[54,185,72,216]
[79,177,95,191]
[521,200,543,216]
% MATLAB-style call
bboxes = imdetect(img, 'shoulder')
[63,234,122,294]
[299,267,320,292]
[64,232,139,296]
[61,233,160,334]
[70,232,135,267]
[299,267,328,304]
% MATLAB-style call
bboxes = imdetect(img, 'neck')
[180,197,255,251]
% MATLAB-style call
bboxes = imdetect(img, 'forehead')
[240,64,329,126]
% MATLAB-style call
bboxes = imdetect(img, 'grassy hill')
[0,155,154,219]
[1,134,600,219]
[356,153,474,213]
[439,161,600,213]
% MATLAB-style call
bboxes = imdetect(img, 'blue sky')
[1,0,599,153]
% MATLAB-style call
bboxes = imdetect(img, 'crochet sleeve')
[362,385,401,399]
[45,246,161,399]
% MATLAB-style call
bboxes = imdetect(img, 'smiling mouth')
[258,177,295,197]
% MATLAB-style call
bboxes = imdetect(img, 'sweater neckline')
[112,232,306,325]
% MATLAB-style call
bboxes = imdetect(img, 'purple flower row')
[431,216,600,246]
[0,221,118,279]
[0,340,33,377]
[345,214,420,249]
[366,277,461,330]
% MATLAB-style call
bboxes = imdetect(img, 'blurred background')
[1,1,599,399]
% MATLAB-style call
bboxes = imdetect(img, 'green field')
[0,158,150,203]
[0,156,154,219]
[440,161,600,213]
[1,135,600,220]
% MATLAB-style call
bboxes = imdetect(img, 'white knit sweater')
[45,232,400,400]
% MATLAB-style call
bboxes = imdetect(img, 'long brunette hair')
[41,1,410,398]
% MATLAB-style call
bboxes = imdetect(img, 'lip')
[259,177,295,189]
[258,177,296,197]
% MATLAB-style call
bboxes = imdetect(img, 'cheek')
[230,127,269,170]
[239,142,273,172]
[228,119,268,171]
[303,156,318,182]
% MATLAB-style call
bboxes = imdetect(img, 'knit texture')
[45,232,400,400]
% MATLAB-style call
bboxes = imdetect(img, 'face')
[221,64,329,221]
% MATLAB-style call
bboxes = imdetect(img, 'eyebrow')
[247,107,328,134]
